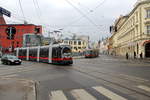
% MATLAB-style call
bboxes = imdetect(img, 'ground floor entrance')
[145,43,150,58]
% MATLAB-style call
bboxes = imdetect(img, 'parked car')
[1,54,22,65]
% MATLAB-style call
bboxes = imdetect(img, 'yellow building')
[62,39,88,53]
[111,0,150,58]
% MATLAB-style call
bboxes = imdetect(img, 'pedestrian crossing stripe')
[49,86,128,100]
[71,89,97,100]
[137,85,150,92]
[50,90,67,100]
[93,86,127,100]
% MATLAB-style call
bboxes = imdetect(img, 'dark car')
[1,55,22,65]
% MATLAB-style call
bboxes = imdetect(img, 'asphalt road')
[0,55,150,100]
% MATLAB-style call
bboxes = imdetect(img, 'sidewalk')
[107,54,150,63]
[0,77,36,100]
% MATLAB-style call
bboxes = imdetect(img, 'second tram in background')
[84,49,99,58]
[15,44,73,65]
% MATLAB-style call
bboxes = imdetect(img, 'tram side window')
[52,47,62,58]
[90,50,93,55]
[29,49,37,57]
[40,48,49,57]
[19,49,27,56]
[57,47,61,58]
[18,49,27,59]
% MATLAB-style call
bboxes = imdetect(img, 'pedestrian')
[134,51,136,59]
[140,52,143,59]
[126,52,128,59]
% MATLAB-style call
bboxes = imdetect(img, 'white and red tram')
[15,44,73,65]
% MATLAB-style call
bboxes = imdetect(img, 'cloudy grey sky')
[1,0,137,41]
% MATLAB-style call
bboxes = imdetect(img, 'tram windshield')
[85,50,92,54]
[62,47,72,57]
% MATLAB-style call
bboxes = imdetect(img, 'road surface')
[0,55,150,100]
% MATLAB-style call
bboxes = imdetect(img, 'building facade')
[62,39,88,53]
[0,24,42,52]
[111,0,150,58]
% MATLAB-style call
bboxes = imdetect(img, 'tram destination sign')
[0,7,11,17]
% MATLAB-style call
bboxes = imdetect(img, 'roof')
[128,0,150,17]
[0,24,41,26]
[114,15,129,26]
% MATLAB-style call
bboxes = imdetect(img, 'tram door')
[39,47,49,63]
[145,43,150,58]
[52,47,62,63]
[29,49,38,61]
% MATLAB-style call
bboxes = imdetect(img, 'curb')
[73,56,85,59]
[108,55,150,63]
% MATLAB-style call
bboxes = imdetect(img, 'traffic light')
[6,27,16,39]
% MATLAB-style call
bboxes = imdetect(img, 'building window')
[64,41,68,44]
[78,41,81,45]
[136,12,138,22]
[17,42,19,47]
[147,9,150,18]
[74,47,77,51]
[74,41,76,45]
[69,41,71,44]
[83,42,85,45]
[147,25,150,34]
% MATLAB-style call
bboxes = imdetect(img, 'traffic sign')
[0,7,11,17]
[6,27,16,39]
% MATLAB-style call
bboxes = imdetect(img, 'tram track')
[74,65,149,83]
[71,65,150,98]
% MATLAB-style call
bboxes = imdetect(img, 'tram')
[15,44,73,65]
[84,49,99,58]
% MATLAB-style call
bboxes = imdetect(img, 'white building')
[99,38,109,54]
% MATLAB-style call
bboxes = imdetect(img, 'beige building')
[111,0,150,58]
[62,39,88,53]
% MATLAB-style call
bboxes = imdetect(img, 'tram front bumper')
[60,60,73,65]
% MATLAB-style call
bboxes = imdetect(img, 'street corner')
[0,77,36,100]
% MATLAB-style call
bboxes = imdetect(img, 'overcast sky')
[1,0,137,41]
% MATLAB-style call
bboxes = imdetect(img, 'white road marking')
[119,74,149,82]
[137,85,150,92]
[50,90,68,100]
[93,86,127,100]
[71,89,97,100]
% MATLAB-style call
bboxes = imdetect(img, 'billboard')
[0,7,11,17]
[23,34,43,47]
